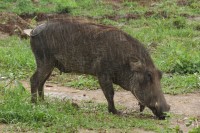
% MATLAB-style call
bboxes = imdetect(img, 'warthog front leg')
[98,74,118,114]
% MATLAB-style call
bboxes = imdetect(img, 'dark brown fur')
[30,18,170,119]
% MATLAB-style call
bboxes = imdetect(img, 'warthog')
[30,18,170,119]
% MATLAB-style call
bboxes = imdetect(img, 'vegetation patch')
[0,36,34,79]
[162,74,200,94]
[0,0,199,94]
[0,0,199,132]
[0,82,172,132]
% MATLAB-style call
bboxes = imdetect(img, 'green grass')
[162,74,200,94]
[189,127,200,133]
[0,36,35,79]
[0,0,77,14]
[0,0,200,132]
[71,0,115,18]
[0,0,199,94]
[0,82,173,132]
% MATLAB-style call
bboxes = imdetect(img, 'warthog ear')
[129,57,142,71]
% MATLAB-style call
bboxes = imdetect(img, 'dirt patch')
[144,11,155,18]
[177,0,190,6]
[188,15,200,22]
[79,128,155,133]
[103,0,122,9]
[166,93,200,116]
[103,13,141,21]
[129,0,160,7]
[19,12,71,22]
[0,12,71,38]
[22,81,200,132]
[103,10,171,21]
[42,83,200,116]
[0,124,5,131]
[0,31,9,39]
[0,12,95,38]
[0,12,32,38]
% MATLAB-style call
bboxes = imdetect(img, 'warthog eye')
[146,72,152,82]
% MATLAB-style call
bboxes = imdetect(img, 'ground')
[0,1,200,132]
[21,81,200,133]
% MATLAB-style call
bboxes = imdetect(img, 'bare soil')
[0,13,31,38]
[0,12,73,38]
[0,31,9,39]
[21,81,200,133]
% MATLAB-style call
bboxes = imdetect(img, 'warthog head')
[129,59,170,119]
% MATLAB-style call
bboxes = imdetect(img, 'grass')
[0,0,199,94]
[71,0,115,18]
[0,0,77,14]
[189,127,200,133]
[0,36,35,79]
[0,0,200,132]
[162,73,200,94]
[0,82,173,132]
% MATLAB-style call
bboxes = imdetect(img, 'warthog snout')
[151,103,170,120]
